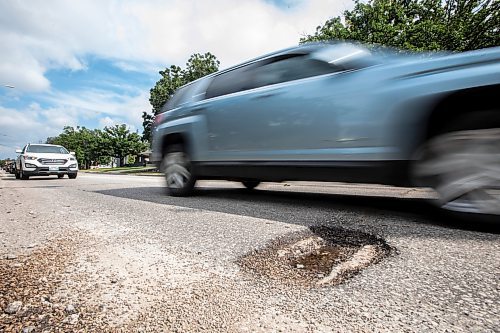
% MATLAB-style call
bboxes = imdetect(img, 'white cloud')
[42,89,150,126]
[0,105,64,153]
[0,0,352,158]
[98,116,120,129]
[98,117,137,133]
[0,0,351,91]
[0,89,149,158]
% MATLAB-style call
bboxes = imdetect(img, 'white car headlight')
[25,155,37,160]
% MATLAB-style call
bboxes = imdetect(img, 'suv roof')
[27,143,63,147]
[179,42,371,90]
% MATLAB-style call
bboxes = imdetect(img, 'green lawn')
[83,166,159,174]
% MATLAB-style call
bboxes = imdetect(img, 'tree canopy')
[47,125,147,168]
[301,0,499,52]
[103,124,148,167]
[149,52,220,116]
[143,52,220,142]
[47,126,107,169]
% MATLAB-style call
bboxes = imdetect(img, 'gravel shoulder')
[1,171,499,332]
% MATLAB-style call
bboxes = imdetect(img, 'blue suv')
[152,42,500,217]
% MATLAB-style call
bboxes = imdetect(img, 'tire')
[242,180,260,190]
[20,167,29,180]
[161,144,196,196]
[15,171,20,179]
[68,173,77,179]
[412,110,500,216]
[58,174,64,179]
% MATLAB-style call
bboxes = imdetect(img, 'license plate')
[49,166,59,171]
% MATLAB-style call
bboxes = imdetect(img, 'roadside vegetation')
[301,0,498,51]
[83,166,160,175]
[46,125,148,170]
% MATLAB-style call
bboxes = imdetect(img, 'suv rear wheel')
[413,111,500,216]
[161,144,196,196]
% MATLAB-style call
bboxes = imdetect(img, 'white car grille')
[38,158,67,165]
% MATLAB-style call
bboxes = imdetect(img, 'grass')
[83,166,159,174]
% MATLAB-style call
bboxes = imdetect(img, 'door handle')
[252,91,282,99]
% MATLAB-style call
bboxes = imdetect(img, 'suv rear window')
[163,85,192,110]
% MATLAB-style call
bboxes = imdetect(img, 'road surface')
[1,171,498,332]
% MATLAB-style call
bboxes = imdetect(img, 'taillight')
[153,113,165,127]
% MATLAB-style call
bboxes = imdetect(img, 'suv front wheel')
[162,145,196,197]
[20,167,29,180]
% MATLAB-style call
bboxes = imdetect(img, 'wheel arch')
[405,84,500,188]
[384,83,499,185]
[160,132,191,158]
[423,84,500,140]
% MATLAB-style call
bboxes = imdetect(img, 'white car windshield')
[26,145,69,154]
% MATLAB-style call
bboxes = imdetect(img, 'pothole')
[238,226,394,287]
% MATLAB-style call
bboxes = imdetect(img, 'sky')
[0,0,352,159]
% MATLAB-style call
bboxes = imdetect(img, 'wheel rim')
[162,152,191,189]
[413,128,500,215]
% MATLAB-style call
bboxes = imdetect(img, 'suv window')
[163,85,191,111]
[205,63,260,99]
[252,56,340,88]
[205,55,341,99]
[163,78,212,111]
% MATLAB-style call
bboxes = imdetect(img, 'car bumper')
[23,166,78,176]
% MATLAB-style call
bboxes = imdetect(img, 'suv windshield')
[26,145,69,154]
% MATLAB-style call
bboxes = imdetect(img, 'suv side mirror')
[15,149,22,154]
[70,152,76,155]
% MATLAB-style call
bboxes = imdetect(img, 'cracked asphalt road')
[1,171,499,332]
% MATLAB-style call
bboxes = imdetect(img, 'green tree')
[183,52,220,83]
[143,52,220,143]
[149,65,184,116]
[47,126,112,169]
[0,159,12,168]
[103,124,148,167]
[141,111,154,143]
[301,0,499,52]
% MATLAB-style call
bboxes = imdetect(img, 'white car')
[15,143,78,180]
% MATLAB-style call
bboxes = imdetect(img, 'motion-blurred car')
[15,143,78,180]
[152,42,500,217]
